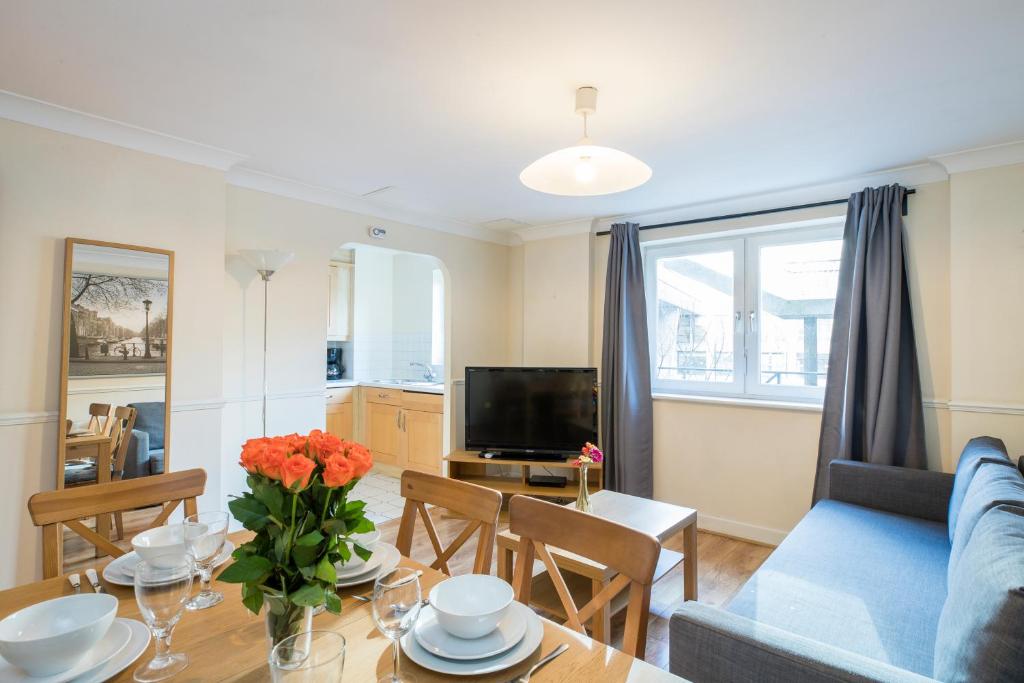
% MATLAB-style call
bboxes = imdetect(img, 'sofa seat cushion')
[934,505,1024,682]
[727,500,949,676]
[947,436,1010,542]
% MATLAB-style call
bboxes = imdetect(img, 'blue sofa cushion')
[128,402,165,451]
[947,436,1010,542]
[149,449,165,475]
[934,505,1024,682]
[949,463,1024,581]
[727,500,949,676]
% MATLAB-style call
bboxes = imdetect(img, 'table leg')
[95,440,112,557]
[683,522,698,601]
[590,578,611,643]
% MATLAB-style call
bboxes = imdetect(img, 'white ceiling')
[2,1,1023,234]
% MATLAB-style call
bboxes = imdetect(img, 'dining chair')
[508,494,661,658]
[108,406,139,539]
[85,402,114,436]
[28,468,207,578]
[395,470,502,575]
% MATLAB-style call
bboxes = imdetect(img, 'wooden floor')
[65,502,773,672]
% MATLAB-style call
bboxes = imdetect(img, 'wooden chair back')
[395,471,502,575]
[508,494,660,658]
[28,468,207,578]
[109,406,138,480]
[86,403,114,436]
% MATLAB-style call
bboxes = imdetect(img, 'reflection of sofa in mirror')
[125,402,166,478]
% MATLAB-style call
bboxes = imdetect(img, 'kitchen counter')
[326,379,358,388]
[326,379,444,395]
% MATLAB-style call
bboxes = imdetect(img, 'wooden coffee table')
[496,490,697,644]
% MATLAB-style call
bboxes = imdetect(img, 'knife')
[85,568,105,593]
[67,573,81,594]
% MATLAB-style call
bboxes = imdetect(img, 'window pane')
[655,251,735,383]
[758,239,841,387]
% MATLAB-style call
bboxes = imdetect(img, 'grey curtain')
[813,184,927,503]
[601,222,654,498]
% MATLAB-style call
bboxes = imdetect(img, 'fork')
[67,573,81,594]
[505,643,568,683]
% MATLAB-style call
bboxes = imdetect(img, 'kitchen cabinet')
[363,388,443,474]
[325,387,354,440]
[327,262,353,341]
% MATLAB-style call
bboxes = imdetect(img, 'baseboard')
[698,513,788,547]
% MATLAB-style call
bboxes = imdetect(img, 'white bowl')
[131,525,201,568]
[0,593,117,676]
[428,575,514,639]
[341,529,381,572]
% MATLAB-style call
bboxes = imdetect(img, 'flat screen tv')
[465,367,598,458]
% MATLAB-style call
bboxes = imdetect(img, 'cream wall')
[0,118,227,587]
[521,233,591,366]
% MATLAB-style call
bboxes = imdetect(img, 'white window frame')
[645,223,843,403]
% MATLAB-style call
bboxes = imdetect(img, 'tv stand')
[445,450,603,499]
[479,450,569,462]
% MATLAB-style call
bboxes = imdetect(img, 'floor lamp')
[239,249,294,437]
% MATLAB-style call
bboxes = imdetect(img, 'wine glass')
[183,511,229,610]
[372,567,422,683]
[133,554,194,682]
[269,630,346,682]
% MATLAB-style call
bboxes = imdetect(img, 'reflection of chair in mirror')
[29,468,207,578]
[85,403,113,436]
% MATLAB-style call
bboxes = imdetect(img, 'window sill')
[651,392,823,413]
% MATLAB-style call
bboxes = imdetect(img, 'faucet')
[409,361,437,382]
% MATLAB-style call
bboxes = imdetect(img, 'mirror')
[58,239,173,519]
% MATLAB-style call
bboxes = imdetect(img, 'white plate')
[336,548,384,579]
[0,618,130,683]
[401,602,542,676]
[336,543,400,588]
[414,604,527,661]
[68,619,150,683]
[103,540,235,586]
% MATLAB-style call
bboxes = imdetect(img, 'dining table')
[0,530,684,682]
[62,432,116,552]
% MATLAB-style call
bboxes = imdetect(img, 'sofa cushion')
[948,436,1010,542]
[727,500,949,676]
[934,505,1024,682]
[148,449,165,475]
[948,463,1024,581]
[128,402,165,450]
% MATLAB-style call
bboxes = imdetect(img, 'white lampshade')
[519,142,652,197]
[238,249,294,275]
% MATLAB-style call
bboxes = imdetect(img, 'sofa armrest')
[120,429,151,480]
[828,460,953,522]
[670,603,937,683]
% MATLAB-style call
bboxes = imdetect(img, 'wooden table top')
[0,531,683,682]
[65,433,113,446]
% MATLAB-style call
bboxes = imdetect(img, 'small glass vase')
[264,595,314,662]
[575,463,592,513]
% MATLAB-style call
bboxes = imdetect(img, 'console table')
[444,450,602,499]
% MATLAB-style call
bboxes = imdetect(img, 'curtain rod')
[594,188,917,236]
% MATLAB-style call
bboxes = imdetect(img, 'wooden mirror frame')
[57,238,174,490]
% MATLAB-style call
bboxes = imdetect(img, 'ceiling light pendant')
[520,86,652,197]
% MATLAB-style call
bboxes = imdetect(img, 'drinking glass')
[133,555,194,682]
[372,567,422,683]
[184,511,229,610]
[269,630,346,682]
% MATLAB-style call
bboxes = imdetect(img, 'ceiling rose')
[520,86,652,197]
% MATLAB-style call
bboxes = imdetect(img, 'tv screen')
[465,367,598,454]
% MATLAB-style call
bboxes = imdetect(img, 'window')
[430,268,444,367]
[645,225,843,401]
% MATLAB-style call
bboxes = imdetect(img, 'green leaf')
[299,564,317,580]
[217,555,273,584]
[322,518,348,536]
[343,500,367,515]
[324,590,342,615]
[348,517,376,534]
[315,557,337,584]
[290,583,325,608]
[241,583,264,615]
[254,482,285,520]
[353,543,373,562]
[336,541,351,563]
[292,544,319,568]
[295,530,325,547]
[228,496,270,531]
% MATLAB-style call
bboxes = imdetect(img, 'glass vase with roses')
[218,430,374,655]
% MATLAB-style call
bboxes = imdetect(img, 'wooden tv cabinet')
[444,450,603,499]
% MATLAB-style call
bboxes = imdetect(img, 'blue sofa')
[670,437,1024,682]
[124,401,166,479]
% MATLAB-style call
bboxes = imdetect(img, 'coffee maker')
[326,347,345,381]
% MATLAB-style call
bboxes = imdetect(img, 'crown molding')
[0,90,248,171]
[929,140,1024,175]
[225,167,513,246]
[595,162,949,233]
[513,218,595,243]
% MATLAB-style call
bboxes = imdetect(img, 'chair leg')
[114,512,124,540]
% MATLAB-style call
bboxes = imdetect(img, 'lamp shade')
[238,249,294,274]
[519,143,652,197]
